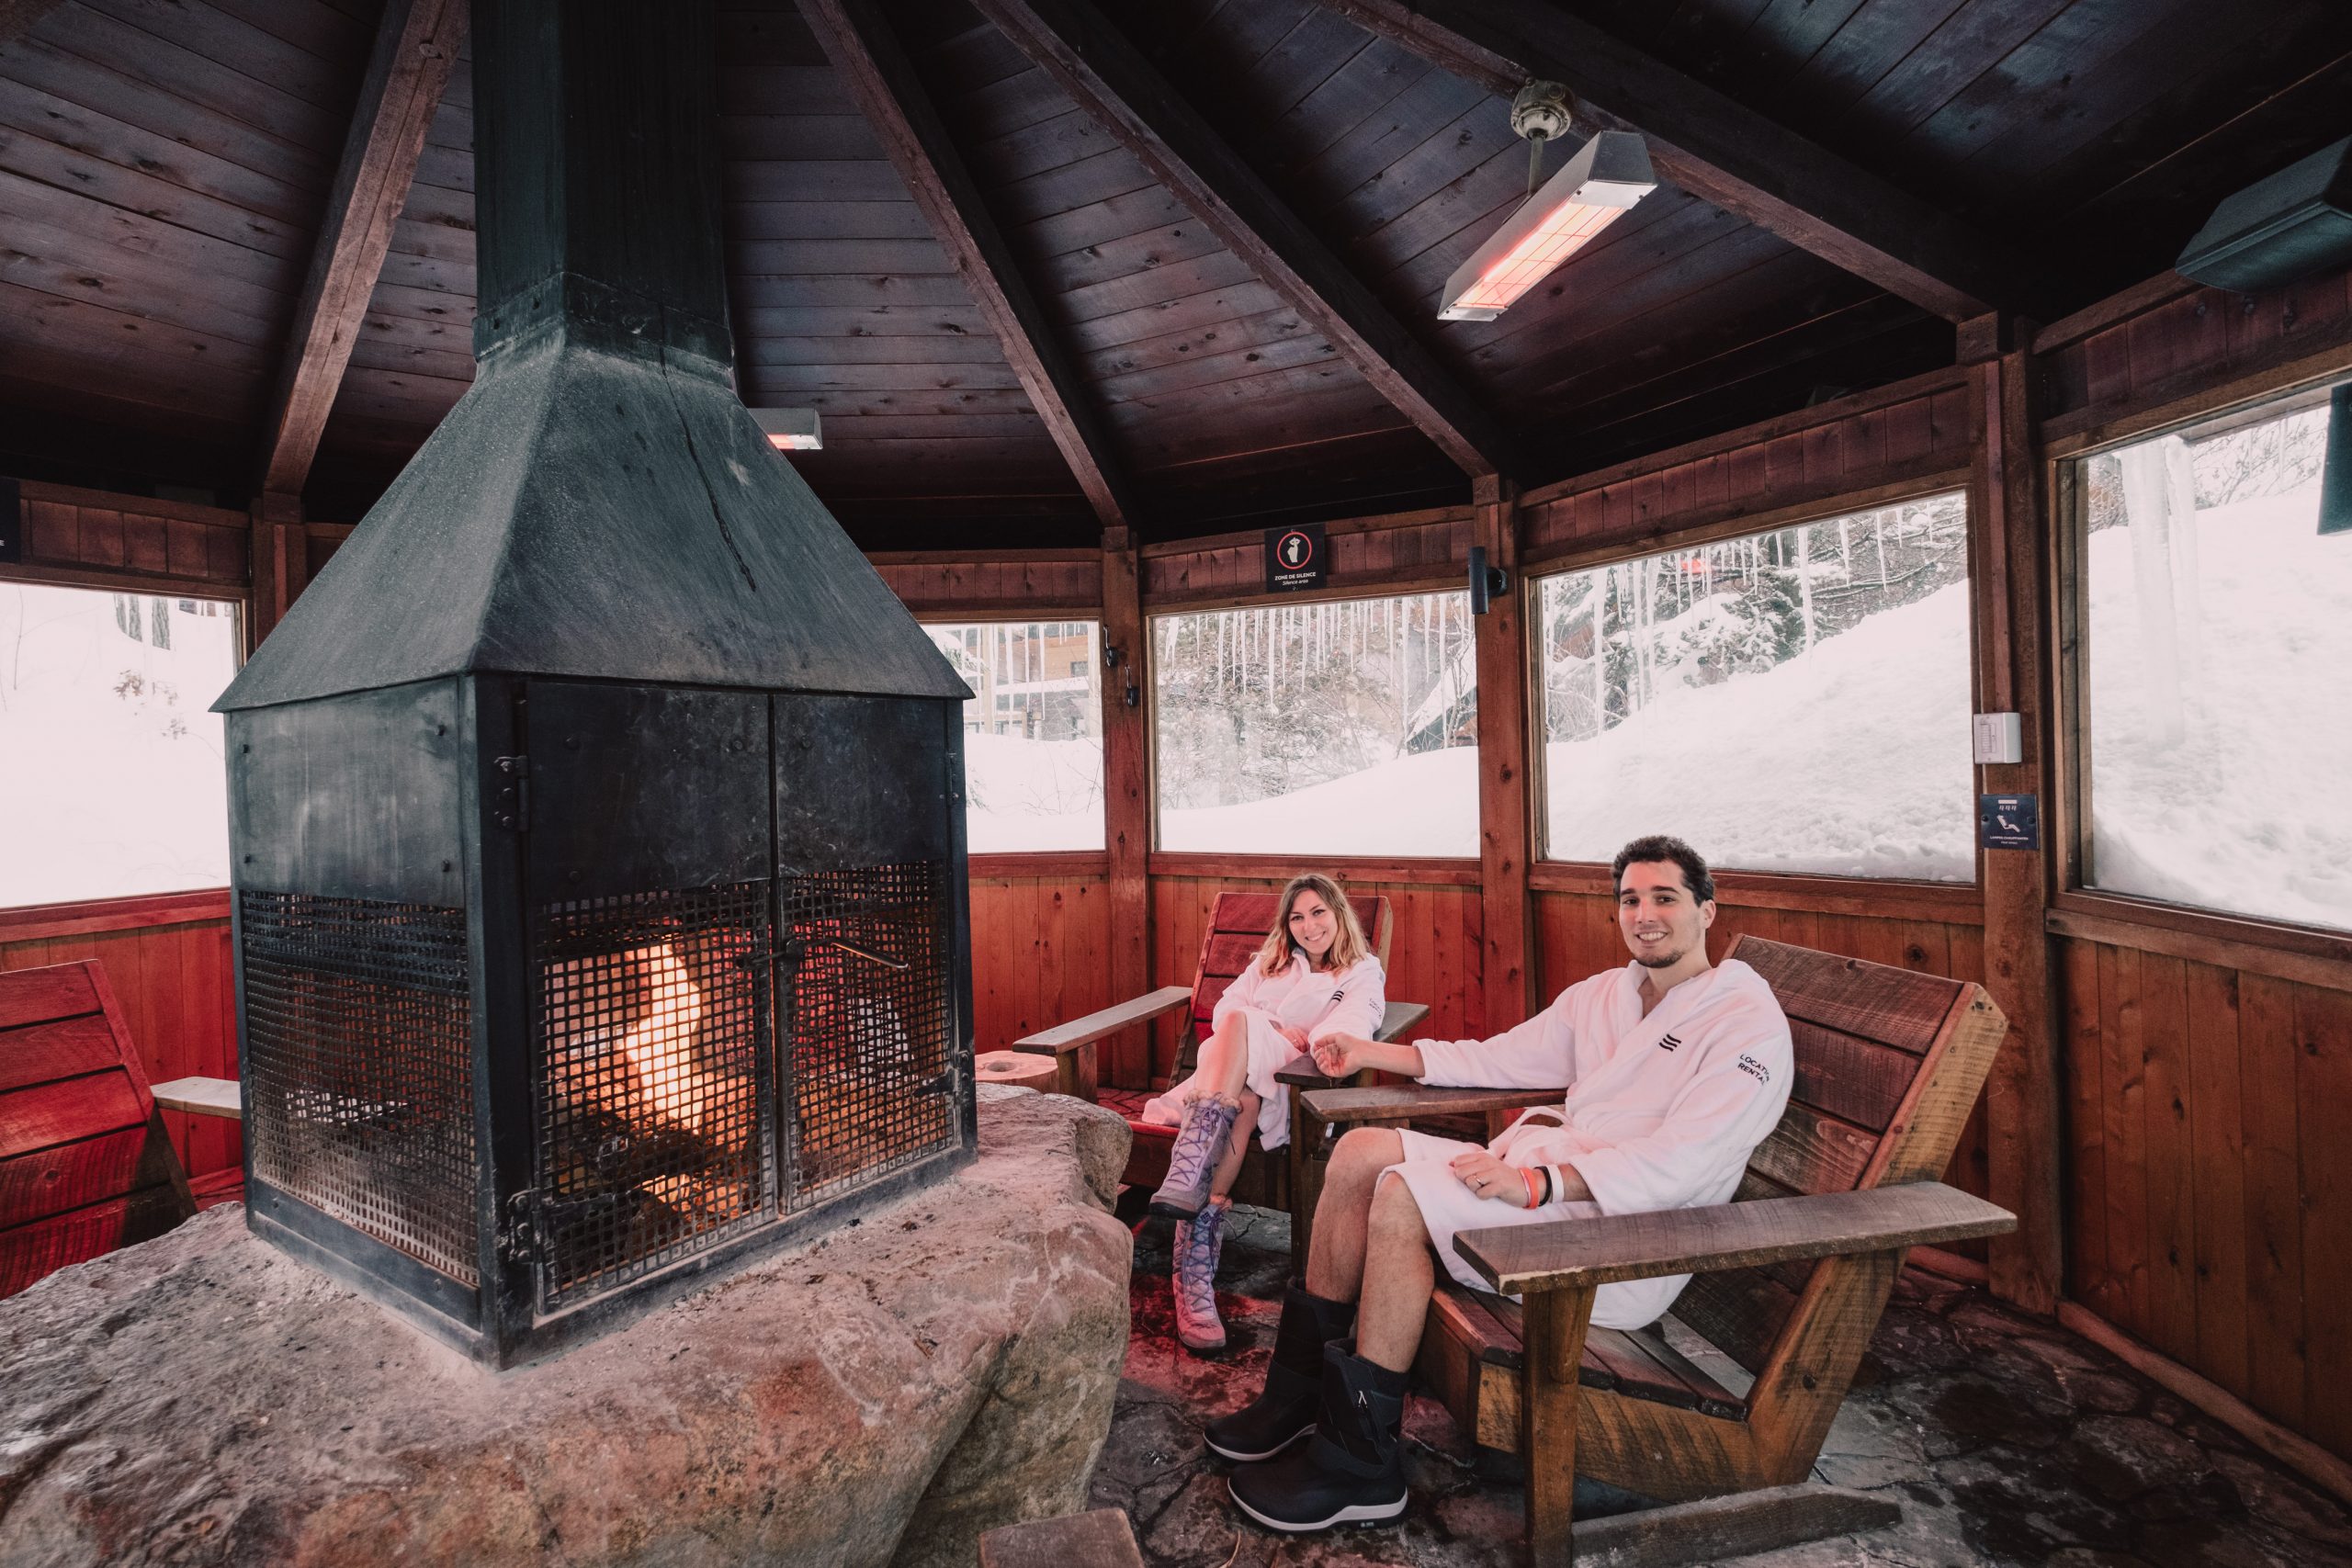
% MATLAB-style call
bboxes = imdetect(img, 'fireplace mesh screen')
[239,891,479,1286]
[782,862,956,1210]
[532,883,774,1311]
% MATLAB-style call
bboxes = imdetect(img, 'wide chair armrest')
[1454,1181,2016,1296]
[1012,985,1193,1056]
[1297,1082,1566,1126]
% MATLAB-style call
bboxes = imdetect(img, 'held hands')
[1278,1024,1314,1054]
[1450,1147,1535,1208]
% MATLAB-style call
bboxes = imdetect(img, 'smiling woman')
[0,583,243,908]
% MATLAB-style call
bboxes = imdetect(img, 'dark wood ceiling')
[1,0,2346,547]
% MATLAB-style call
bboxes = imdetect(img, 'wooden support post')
[1969,335,2064,1314]
[245,491,306,649]
[1521,1284,1599,1565]
[1474,474,1533,1032]
[1100,526,1153,1089]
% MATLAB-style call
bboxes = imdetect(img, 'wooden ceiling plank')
[974,0,1514,479]
[255,0,466,496]
[1312,0,2020,321]
[797,0,1142,530]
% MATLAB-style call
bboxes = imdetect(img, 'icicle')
[1796,523,1816,653]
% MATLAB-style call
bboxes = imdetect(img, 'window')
[2076,388,2352,931]
[1536,493,1974,879]
[1,584,243,908]
[922,620,1104,852]
[1152,591,1478,856]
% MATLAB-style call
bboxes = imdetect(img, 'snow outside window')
[2081,396,2352,931]
[1537,495,1975,881]
[1,583,242,908]
[923,620,1104,852]
[1152,592,1479,856]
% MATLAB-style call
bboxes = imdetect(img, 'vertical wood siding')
[13,481,249,587]
[1141,506,1474,604]
[2059,938,2352,1462]
[0,919,242,1188]
[967,873,1118,1054]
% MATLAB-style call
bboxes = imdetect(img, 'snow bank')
[961,731,1103,852]
[0,587,238,908]
[1545,580,1976,879]
[1159,745,1479,856]
[2086,481,2352,930]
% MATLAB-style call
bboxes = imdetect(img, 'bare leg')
[1205,1089,1261,1200]
[1302,1126,1403,1303]
[1193,1011,1251,1102]
[1355,1176,1439,1371]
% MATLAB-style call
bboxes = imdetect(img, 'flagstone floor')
[1085,1203,2352,1568]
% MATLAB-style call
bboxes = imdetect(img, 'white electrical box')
[1973,712,2023,765]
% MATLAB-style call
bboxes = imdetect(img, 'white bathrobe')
[1387,958,1792,1329]
[1142,951,1386,1149]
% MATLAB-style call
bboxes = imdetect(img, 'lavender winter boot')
[1172,1200,1228,1355]
[1149,1094,1239,1218]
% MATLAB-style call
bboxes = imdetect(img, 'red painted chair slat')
[1,960,198,1299]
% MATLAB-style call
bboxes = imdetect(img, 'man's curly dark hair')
[1611,835,1715,903]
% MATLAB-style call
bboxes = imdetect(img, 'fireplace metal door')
[772,694,968,1213]
[519,682,775,1314]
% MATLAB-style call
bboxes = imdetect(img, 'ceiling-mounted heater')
[2175,136,2352,294]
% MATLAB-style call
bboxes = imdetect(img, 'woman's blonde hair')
[1255,873,1372,976]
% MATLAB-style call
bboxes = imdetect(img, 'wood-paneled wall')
[0,898,243,1188]
[10,480,249,590]
[2059,940,2352,1461]
[967,868,1120,1059]
[1142,505,1472,605]
[869,550,1101,616]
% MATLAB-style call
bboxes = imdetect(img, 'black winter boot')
[1202,1284,1355,1461]
[1227,1343,1409,1531]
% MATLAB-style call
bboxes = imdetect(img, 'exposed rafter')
[1314,0,2020,323]
[798,0,1141,531]
[254,0,466,497]
[971,0,1517,482]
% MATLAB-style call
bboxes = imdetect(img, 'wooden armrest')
[1453,1182,2016,1296]
[1372,999,1430,1042]
[1271,1000,1434,1089]
[1297,1083,1565,1125]
[152,1076,243,1120]
[1012,985,1193,1055]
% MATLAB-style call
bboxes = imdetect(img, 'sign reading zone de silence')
[1265,523,1326,592]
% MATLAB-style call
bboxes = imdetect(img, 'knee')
[1326,1128,1400,1193]
[1368,1173,1426,1241]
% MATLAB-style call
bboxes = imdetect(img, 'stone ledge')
[0,1086,1131,1568]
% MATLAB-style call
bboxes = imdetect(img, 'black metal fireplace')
[212,0,976,1366]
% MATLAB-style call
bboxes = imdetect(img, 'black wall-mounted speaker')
[2177,137,2352,295]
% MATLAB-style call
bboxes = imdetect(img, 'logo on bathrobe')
[1736,1054,1771,1085]
[1657,1032,1682,1053]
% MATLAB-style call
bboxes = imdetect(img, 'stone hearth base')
[0,1086,1130,1568]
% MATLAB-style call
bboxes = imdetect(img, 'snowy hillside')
[2086,481,2352,930]
[1545,578,1975,878]
[962,732,1103,852]
[1,586,239,907]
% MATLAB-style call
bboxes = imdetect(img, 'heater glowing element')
[1439,130,1657,322]
[751,407,823,450]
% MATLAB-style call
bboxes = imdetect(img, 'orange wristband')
[1521,1167,1541,1208]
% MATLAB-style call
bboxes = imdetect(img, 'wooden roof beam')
[798,0,1141,531]
[0,0,67,46]
[254,0,466,497]
[972,0,1517,482]
[1314,0,2021,322]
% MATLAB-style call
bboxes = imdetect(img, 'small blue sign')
[1979,793,2040,851]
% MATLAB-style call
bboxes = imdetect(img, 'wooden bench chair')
[1012,890,1429,1218]
[2,960,198,1298]
[1295,937,2017,1562]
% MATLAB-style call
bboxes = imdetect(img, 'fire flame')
[613,943,723,1135]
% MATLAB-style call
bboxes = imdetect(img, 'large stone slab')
[0,1086,1130,1568]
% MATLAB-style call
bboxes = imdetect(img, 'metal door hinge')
[493,753,530,832]
[501,1188,542,1265]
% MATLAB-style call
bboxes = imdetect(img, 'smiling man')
[1212,835,1793,1535]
